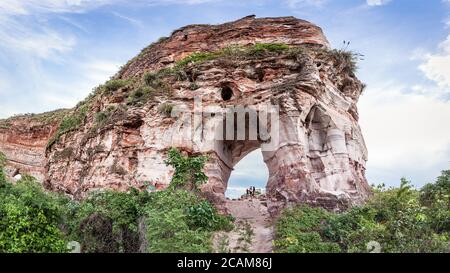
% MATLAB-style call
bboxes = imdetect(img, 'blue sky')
[0,0,449,195]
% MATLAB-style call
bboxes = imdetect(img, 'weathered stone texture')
[0,16,371,213]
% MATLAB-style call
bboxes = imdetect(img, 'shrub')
[419,171,450,234]
[274,206,341,253]
[176,52,218,67]
[325,49,361,74]
[127,86,154,106]
[0,147,233,253]
[164,148,208,191]
[144,190,232,253]
[186,200,233,231]
[65,188,151,253]
[248,43,289,56]
[47,104,89,148]
[103,79,129,94]
[95,111,109,124]
[146,208,212,253]
[275,176,450,253]
[0,152,6,187]
[158,102,174,117]
[0,175,68,253]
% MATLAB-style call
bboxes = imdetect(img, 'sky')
[0,0,449,197]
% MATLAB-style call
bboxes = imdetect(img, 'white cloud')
[285,0,327,8]
[111,11,144,28]
[81,60,121,85]
[0,57,122,119]
[0,0,117,15]
[359,83,450,184]
[366,0,391,6]
[419,35,450,89]
[0,17,75,59]
[0,0,223,59]
[0,0,221,16]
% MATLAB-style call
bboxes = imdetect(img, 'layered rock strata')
[0,16,371,213]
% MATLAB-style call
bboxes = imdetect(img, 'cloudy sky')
[0,0,449,196]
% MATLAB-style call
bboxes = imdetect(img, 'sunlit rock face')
[0,16,371,214]
[0,113,61,182]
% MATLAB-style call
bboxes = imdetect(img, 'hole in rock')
[225,148,269,199]
[221,85,234,101]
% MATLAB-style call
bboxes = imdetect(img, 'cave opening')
[221,85,234,101]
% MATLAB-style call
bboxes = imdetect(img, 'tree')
[0,175,67,253]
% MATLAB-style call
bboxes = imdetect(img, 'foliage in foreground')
[164,148,208,191]
[275,175,450,253]
[0,150,232,253]
[0,174,68,253]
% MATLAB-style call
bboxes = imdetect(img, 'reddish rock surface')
[118,15,330,79]
[0,16,371,214]
[0,113,61,181]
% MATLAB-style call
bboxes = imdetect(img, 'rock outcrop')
[0,16,371,214]
[0,111,63,181]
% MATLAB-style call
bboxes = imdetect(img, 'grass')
[103,79,130,94]
[157,102,174,117]
[0,109,69,129]
[175,52,219,67]
[47,105,89,149]
[234,220,254,252]
[314,48,362,75]
[248,43,290,55]
[216,234,231,253]
[95,105,117,126]
[127,86,155,106]
[173,43,291,69]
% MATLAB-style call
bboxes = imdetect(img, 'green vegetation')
[275,175,450,253]
[187,200,233,231]
[248,43,290,56]
[157,102,174,117]
[127,86,154,106]
[0,109,69,130]
[175,52,219,67]
[0,174,68,253]
[47,104,89,148]
[0,152,7,187]
[95,105,117,126]
[174,43,290,69]
[145,190,231,253]
[0,149,232,253]
[142,70,174,93]
[164,148,208,191]
[235,220,255,252]
[326,49,361,75]
[103,79,129,94]
[0,144,448,253]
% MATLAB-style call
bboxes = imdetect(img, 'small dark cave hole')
[221,85,234,101]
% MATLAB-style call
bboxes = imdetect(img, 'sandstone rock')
[0,16,371,214]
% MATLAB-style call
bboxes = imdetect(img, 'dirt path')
[214,197,274,253]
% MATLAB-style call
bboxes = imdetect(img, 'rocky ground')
[214,195,274,253]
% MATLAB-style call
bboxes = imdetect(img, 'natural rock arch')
[0,16,371,215]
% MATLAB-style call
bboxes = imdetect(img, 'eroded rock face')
[0,16,371,213]
[0,113,61,181]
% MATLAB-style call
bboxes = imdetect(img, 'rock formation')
[0,16,371,214]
